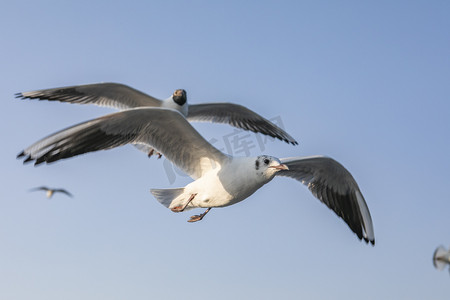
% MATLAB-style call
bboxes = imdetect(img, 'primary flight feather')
[16,82,298,146]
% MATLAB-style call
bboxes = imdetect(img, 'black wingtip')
[18,152,36,165]
[281,136,298,146]
[18,152,39,165]
[15,92,25,99]
[23,156,34,164]
[280,137,298,146]
[34,156,47,165]
[363,236,375,246]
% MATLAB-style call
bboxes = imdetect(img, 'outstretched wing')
[276,155,375,245]
[16,82,162,110]
[18,108,229,179]
[187,103,298,145]
[55,189,73,198]
[29,186,49,192]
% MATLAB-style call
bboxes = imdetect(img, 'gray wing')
[16,82,162,110]
[29,186,50,192]
[54,189,73,197]
[276,155,375,245]
[187,103,298,145]
[17,108,229,179]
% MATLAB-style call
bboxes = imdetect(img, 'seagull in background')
[18,108,374,245]
[16,82,298,158]
[29,186,73,198]
[433,245,450,274]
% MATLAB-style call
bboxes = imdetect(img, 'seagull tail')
[151,188,186,209]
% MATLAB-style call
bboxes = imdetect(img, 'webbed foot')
[187,208,211,223]
[148,148,163,159]
[170,193,197,213]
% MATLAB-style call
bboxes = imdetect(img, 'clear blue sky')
[1,1,449,299]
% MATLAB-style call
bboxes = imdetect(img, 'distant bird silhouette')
[433,245,450,274]
[29,186,73,198]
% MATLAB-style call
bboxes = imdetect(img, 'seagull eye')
[264,158,270,165]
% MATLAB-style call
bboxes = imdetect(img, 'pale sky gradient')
[1,1,449,299]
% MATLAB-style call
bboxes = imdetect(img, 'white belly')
[183,166,267,208]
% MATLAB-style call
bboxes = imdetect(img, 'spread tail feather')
[151,188,187,209]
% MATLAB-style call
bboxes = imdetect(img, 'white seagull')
[29,186,73,198]
[433,246,450,273]
[18,108,375,244]
[15,83,298,154]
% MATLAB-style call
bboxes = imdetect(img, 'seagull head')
[254,155,289,179]
[172,89,187,106]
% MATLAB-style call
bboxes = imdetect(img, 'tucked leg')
[170,193,197,212]
[188,208,211,223]
[148,148,163,159]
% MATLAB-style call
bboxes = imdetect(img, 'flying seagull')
[433,245,450,273]
[15,83,298,153]
[18,108,374,245]
[29,186,73,198]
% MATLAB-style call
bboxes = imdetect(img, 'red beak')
[269,164,289,171]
